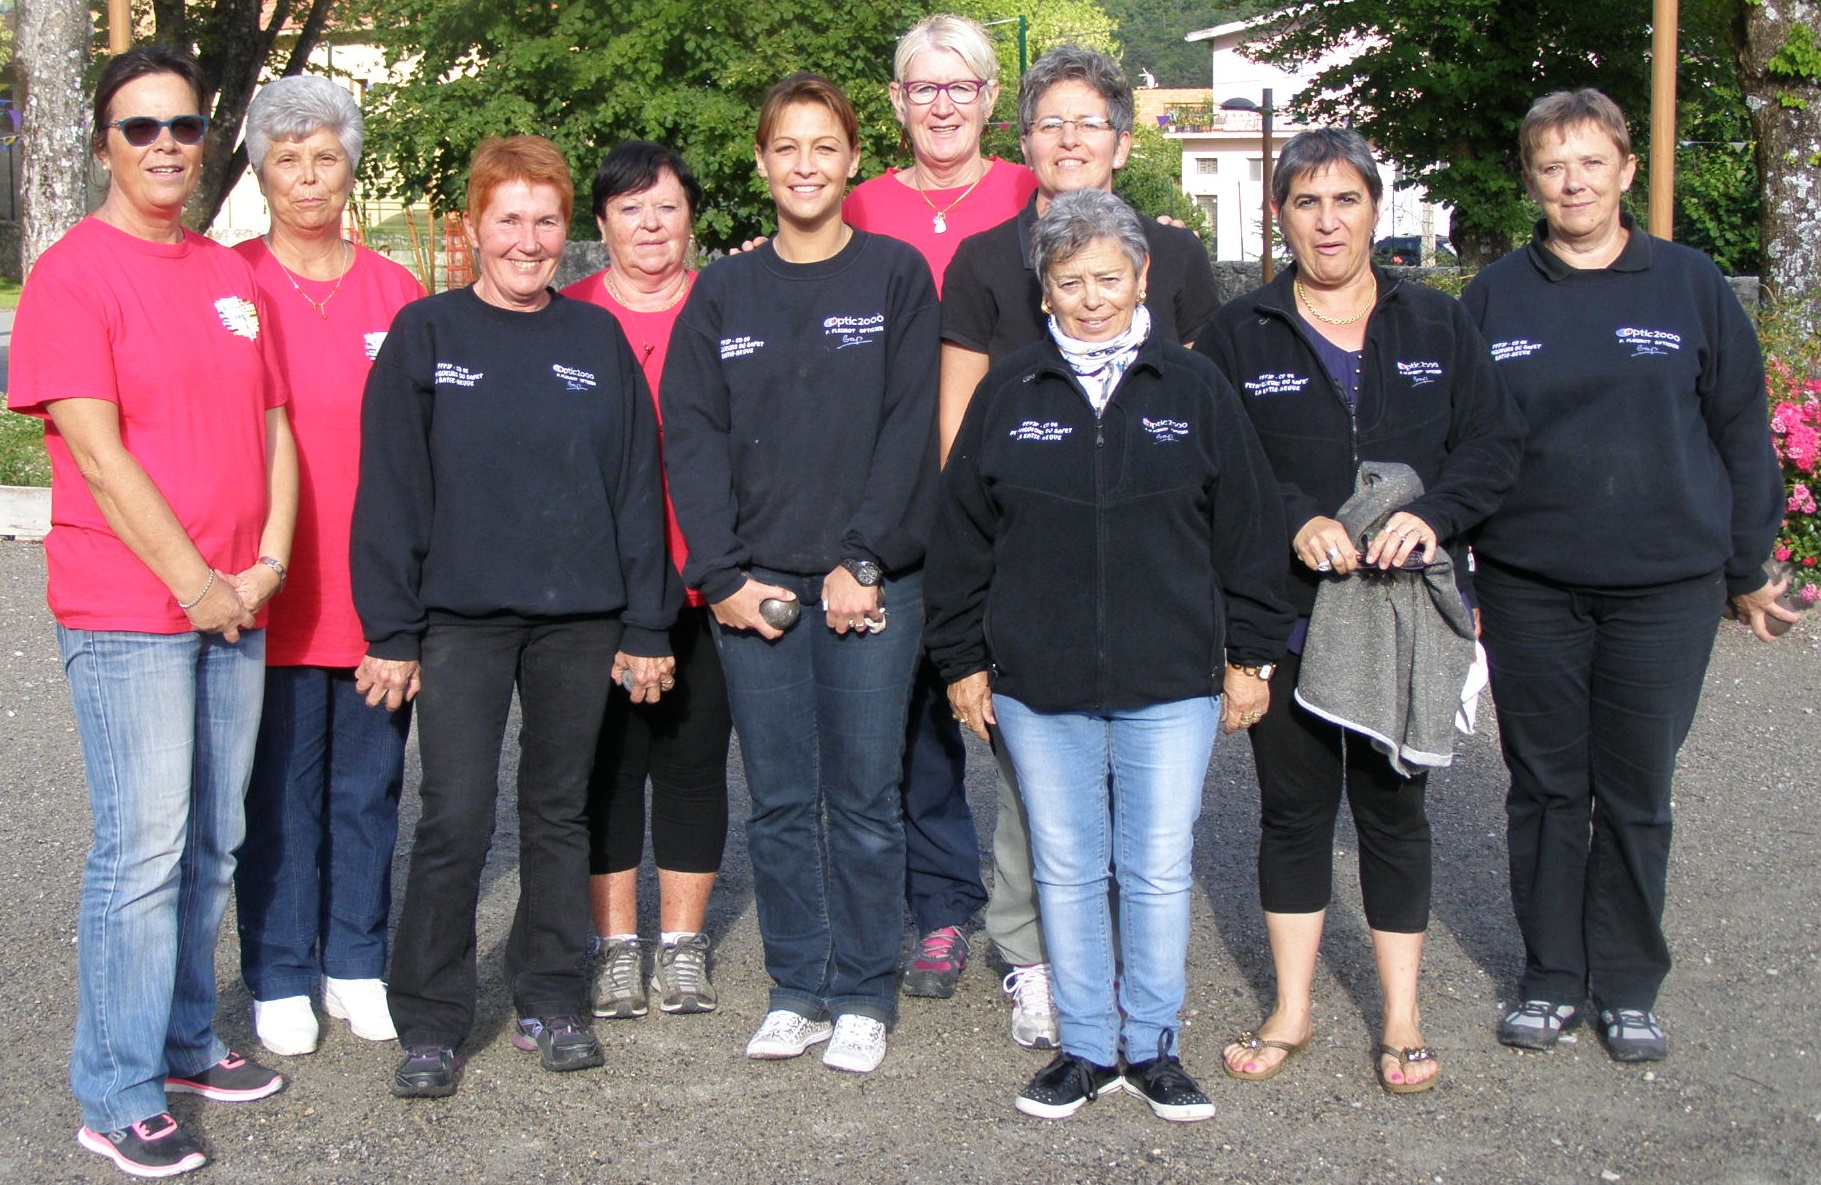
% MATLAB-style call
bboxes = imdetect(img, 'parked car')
[1374,235,1457,266]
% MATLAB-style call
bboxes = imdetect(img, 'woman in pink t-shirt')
[562,141,731,1021]
[7,46,297,1179]
[841,11,1037,1033]
[229,76,426,1062]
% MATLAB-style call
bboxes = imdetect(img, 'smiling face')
[1043,235,1148,343]
[890,48,995,176]
[1525,121,1636,246]
[98,72,206,229]
[755,100,860,233]
[258,127,354,239]
[595,168,692,283]
[1021,79,1131,205]
[466,179,567,311]
[1274,162,1380,289]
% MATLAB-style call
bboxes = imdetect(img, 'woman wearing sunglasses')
[8,46,296,1179]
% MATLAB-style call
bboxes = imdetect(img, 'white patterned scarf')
[1047,304,1152,416]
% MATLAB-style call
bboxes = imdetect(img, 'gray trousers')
[983,736,1048,966]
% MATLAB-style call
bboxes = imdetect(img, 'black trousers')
[1476,561,1723,1011]
[1247,647,1432,933]
[587,605,732,876]
[388,617,620,1047]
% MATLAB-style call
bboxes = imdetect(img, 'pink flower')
[1776,545,1793,561]
[1806,557,1818,568]
[1803,584,1821,604]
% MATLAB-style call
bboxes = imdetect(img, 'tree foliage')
[1101,0,1267,88]
[358,0,1128,250]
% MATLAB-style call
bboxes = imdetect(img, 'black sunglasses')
[108,115,210,147]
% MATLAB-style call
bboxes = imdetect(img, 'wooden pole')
[1648,0,1678,239]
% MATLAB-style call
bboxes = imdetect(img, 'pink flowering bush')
[1765,353,1821,602]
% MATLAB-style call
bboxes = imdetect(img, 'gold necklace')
[1295,277,1374,326]
[914,160,988,234]
[602,268,692,363]
[267,237,351,320]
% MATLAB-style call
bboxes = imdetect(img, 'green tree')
[1101,0,1266,88]
[359,0,1119,250]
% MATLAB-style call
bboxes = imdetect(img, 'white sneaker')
[744,1009,833,1059]
[252,996,320,1057]
[323,977,397,1042]
[1003,963,1059,1050]
[822,1014,887,1074]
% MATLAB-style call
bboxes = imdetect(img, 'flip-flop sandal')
[1375,1043,1439,1094]
[1222,1029,1312,1081]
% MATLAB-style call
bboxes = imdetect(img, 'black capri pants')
[586,605,732,876]
[1246,647,1432,933]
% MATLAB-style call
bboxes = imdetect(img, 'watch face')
[844,558,883,586]
[1256,663,1276,681]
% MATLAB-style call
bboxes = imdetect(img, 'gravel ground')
[0,537,1817,1185]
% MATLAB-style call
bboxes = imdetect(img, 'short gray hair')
[1031,189,1149,282]
[245,75,364,175]
[1017,45,1134,137]
[1271,128,1382,210]
[894,14,999,85]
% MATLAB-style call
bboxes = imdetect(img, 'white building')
[1164,18,1450,263]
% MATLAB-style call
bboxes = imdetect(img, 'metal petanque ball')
[760,597,800,631]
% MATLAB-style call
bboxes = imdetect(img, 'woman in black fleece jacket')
[1194,130,1521,1095]
[1461,90,1789,1064]
[352,137,678,1098]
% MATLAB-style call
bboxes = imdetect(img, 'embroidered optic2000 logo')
[824,313,885,350]
[1616,327,1682,357]
[1396,360,1443,387]
[1142,417,1189,442]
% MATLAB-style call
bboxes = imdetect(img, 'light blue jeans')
[58,627,266,1133]
[993,694,1218,1067]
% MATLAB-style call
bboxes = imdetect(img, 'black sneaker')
[1015,1052,1123,1119]
[1123,1053,1216,1122]
[164,1052,286,1102]
[77,1112,207,1178]
[534,1014,604,1072]
[391,1044,463,1098]
[1497,1000,1580,1050]
[1598,1008,1668,1063]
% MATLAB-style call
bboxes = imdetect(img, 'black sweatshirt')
[924,333,1294,714]
[351,287,679,661]
[1460,216,1781,596]
[1196,266,1523,617]
[659,231,941,602]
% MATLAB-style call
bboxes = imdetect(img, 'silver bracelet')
[258,555,288,591]
[178,569,214,611]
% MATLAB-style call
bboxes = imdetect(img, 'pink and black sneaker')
[164,1051,286,1102]
[902,925,969,998]
[77,1112,207,1178]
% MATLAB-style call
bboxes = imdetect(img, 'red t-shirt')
[844,158,1037,296]
[235,238,425,666]
[8,218,288,633]
[562,269,704,607]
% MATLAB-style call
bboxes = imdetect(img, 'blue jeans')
[713,567,921,1025]
[994,694,1218,1067]
[235,665,411,1000]
[58,626,266,1133]
[899,656,986,933]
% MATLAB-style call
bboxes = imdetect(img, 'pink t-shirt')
[844,158,1037,296]
[562,269,703,606]
[9,218,288,633]
[235,238,425,667]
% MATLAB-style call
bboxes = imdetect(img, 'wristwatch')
[1229,660,1276,682]
[839,557,883,587]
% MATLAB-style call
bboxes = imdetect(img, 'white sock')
[660,930,698,946]
[599,932,637,948]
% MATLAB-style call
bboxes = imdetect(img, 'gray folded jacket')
[1293,461,1477,777]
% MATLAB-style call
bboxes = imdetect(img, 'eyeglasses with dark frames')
[901,80,988,105]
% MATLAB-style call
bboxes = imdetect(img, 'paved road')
[0,538,1816,1184]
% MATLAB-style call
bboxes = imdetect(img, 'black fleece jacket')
[352,287,679,661]
[1195,266,1523,617]
[925,333,1293,714]
[660,231,940,602]
[1460,216,1780,596]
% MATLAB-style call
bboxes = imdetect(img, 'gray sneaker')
[591,938,648,1019]
[651,933,717,1014]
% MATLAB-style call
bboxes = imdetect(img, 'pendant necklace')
[602,267,692,363]
[915,161,988,234]
[268,237,351,320]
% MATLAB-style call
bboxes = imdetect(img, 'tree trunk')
[16,0,92,278]
[1739,0,1821,328]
